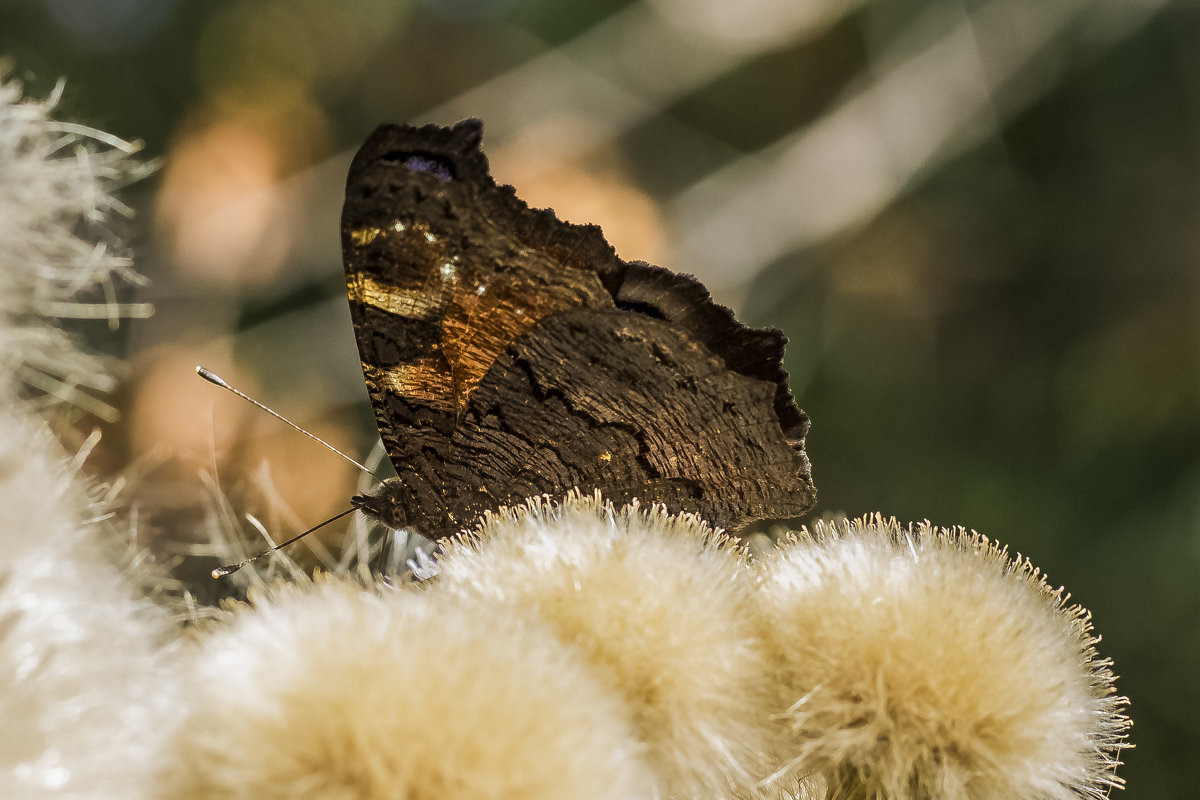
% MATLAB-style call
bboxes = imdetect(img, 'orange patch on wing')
[363,360,457,412]
[439,272,611,408]
[348,272,445,318]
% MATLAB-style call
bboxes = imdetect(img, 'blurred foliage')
[2,0,1197,794]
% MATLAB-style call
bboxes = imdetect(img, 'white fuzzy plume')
[0,76,177,799]
[755,514,1130,800]
[0,409,179,800]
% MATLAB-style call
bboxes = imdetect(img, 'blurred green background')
[3,0,1195,794]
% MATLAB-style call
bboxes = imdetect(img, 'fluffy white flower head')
[0,76,176,800]
[172,578,656,800]
[436,491,778,798]
[755,514,1130,800]
[0,409,179,800]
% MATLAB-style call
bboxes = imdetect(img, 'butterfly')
[343,120,815,539]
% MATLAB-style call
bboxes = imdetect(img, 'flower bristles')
[436,491,778,798]
[0,75,175,800]
[754,514,1130,800]
[170,578,656,800]
[0,77,152,419]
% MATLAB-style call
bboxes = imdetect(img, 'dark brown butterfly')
[343,120,815,539]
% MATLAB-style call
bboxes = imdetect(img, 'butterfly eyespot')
[379,150,455,182]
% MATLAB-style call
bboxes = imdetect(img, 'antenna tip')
[211,563,242,579]
[196,366,230,389]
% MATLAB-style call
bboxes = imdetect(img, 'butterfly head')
[351,477,410,531]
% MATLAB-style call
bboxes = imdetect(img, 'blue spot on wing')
[379,150,455,182]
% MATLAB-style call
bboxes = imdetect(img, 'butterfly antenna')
[211,507,357,578]
[196,366,384,480]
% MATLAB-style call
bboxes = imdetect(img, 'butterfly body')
[342,120,815,538]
